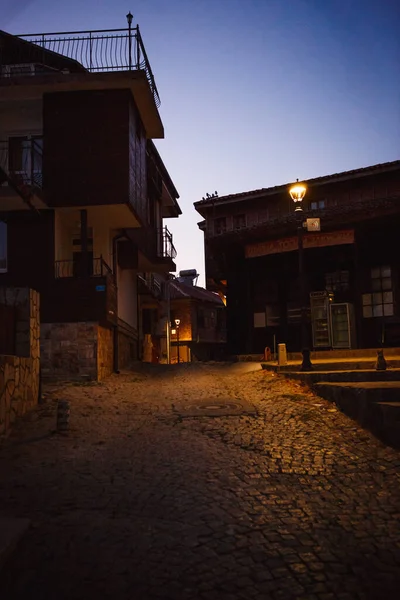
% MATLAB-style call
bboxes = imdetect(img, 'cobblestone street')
[0,363,399,600]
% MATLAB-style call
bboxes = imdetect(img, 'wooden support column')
[80,209,89,277]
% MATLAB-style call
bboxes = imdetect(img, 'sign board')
[245,229,354,259]
[306,218,320,232]
[95,285,106,292]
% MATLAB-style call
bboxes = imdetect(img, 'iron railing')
[0,137,43,190]
[1,25,160,107]
[160,226,177,260]
[55,256,113,278]
[137,273,162,298]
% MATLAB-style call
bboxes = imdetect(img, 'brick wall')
[0,288,40,436]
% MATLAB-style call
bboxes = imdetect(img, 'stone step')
[314,382,400,448]
[277,369,400,385]
[0,517,30,570]
[261,359,400,372]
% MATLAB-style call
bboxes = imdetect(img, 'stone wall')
[118,320,138,369]
[41,322,114,381]
[97,326,114,380]
[0,288,40,436]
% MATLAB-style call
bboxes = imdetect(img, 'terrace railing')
[0,137,43,190]
[1,24,160,107]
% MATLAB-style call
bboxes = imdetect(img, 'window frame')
[362,266,393,318]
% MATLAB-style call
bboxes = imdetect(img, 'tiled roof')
[194,160,400,208]
[169,281,224,305]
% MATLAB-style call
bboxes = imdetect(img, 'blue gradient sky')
[4,0,400,285]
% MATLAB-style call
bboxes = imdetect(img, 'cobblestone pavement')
[0,362,400,600]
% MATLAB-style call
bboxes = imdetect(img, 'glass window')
[325,270,349,293]
[0,221,7,272]
[362,266,393,318]
[310,200,326,210]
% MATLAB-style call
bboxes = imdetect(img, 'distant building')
[194,161,400,355]
[0,22,181,380]
[168,270,226,362]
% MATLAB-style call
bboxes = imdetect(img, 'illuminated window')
[362,266,393,318]
[0,221,7,272]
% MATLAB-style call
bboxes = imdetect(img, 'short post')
[57,400,70,433]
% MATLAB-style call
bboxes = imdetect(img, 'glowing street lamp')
[289,180,312,371]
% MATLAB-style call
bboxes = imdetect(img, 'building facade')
[195,161,400,356]
[0,22,181,380]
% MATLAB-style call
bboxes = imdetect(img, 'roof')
[169,281,224,305]
[194,160,400,213]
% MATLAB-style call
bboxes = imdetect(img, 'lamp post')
[289,181,313,371]
[175,318,181,364]
[126,11,133,70]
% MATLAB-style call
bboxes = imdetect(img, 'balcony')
[137,273,162,299]
[41,256,117,325]
[0,137,43,206]
[0,25,160,108]
[127,226,177,272]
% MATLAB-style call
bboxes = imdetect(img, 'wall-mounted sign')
[306,218,320,231]
[245,229,354,259]
[95,284,106,292]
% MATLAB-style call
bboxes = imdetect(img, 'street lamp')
[289,180,313,371]
[174,318,181,364]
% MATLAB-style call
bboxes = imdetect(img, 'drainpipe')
[112,233,128,374]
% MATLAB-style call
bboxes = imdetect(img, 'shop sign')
[245,229,354,259]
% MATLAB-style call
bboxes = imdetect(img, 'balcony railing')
[0,25,160,107]
[161,226,177,260]
[55,256,112,278]
[128,226,177,264]
[137,273,162,298]
[0,138,43,191]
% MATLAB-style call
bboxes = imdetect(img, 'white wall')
[117,265,138,329]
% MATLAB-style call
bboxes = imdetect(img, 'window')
[310,200,326,210]
[0,221,7,272]
[362,266,393,318]
[214,217,226,235]
[325,270,349,293]
[8,136,43,185]
[233,214,246,229]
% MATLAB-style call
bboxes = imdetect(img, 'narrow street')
[0,363,399,600]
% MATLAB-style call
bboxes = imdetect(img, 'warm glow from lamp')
[289,183,307,203]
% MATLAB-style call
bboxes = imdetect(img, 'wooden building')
[0,23,181,380]
[194,161,400,356]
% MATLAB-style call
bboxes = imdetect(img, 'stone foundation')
[0,288,40,436]
[97,326,113,380]
[41,322,114,381]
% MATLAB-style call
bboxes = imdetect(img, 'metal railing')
[137,273,162,298]
[55,256,112,278]
[0,138,43,190]
[1,25,160,107]
[160,226,177,260]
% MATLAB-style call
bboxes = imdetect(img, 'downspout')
[112,233,128,374]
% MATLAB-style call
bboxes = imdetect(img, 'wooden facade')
[195,162,400,355]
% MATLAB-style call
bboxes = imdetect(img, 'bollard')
[278,343,287,366]
[57,400,70,433]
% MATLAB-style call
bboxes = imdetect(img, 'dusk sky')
[4,0,399,286]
